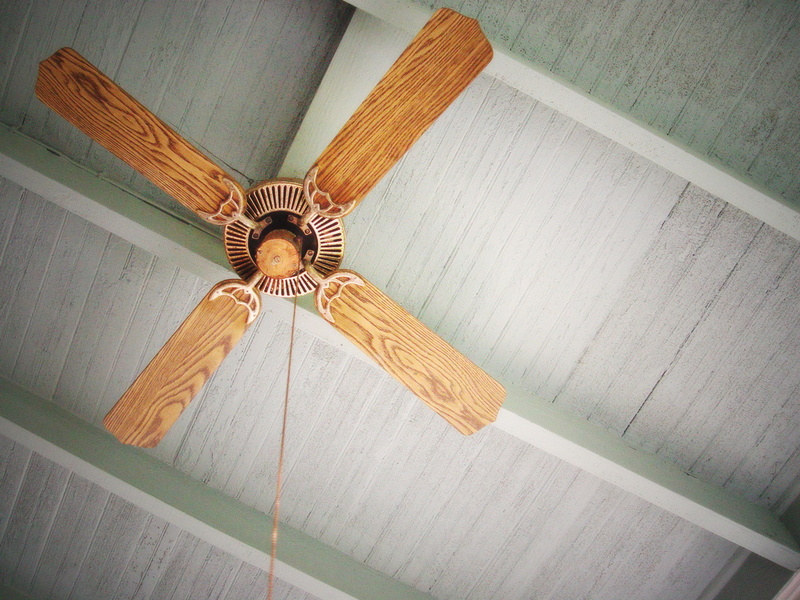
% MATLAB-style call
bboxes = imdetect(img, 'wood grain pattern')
[315,270,505,434]
[35,47,244,219]
[255,229,302,278]
[309,8,492,213]
[103,280,256,447]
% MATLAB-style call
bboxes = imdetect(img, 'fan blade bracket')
[197,178,252,227]
[312,269,365,322]
[303,166,358,219]
[312,269,505,435]
[209,277,263,324]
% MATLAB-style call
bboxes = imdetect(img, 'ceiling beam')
[335,2,800,243]
[0,377,434,600]
[1,122,799,570]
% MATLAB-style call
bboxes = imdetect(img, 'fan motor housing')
[224,179,344,297]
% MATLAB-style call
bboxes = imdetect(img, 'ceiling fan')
[35,8,506,448]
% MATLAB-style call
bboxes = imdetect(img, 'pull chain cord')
[268,294,298,599]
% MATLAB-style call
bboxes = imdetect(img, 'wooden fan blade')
[313,270,505,434]
[36,47,245,223]
[305,8,493,217]
[103,279,261,447]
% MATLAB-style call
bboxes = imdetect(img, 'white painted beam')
[1,125,798,570]
[0,377,433,600]
[336,1,800,242]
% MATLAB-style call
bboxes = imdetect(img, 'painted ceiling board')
[555,185,800,511]
[340,72,685,401]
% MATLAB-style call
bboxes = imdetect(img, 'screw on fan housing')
[223,179,345,298]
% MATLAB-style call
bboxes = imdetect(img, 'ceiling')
[1,0,799,599]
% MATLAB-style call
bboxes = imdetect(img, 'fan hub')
[223,179,345,297]
[254,229,303,279]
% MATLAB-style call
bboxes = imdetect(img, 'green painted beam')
[0,378,433,600]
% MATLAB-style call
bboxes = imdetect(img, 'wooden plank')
[0,377,435,600]
[395,436,560,595]
[0,192,64,381]
[10,211,106,399]
[0,452,69,591]
[668,1,798,156]
[551,185,800,510]
[625,1,742,131]
[721,21,800,201]
[28,477,109,599]
[111,518,182,599]
[50,238,154,423]
[67,495,149,599]
[292,372,421,543]
[0,583,36,600]
[275,358,389,532]
[555,188,762,431]
[0,435,31,544]
[495,387,800,569]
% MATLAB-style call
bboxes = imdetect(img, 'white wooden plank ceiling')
[0,0,799,599]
